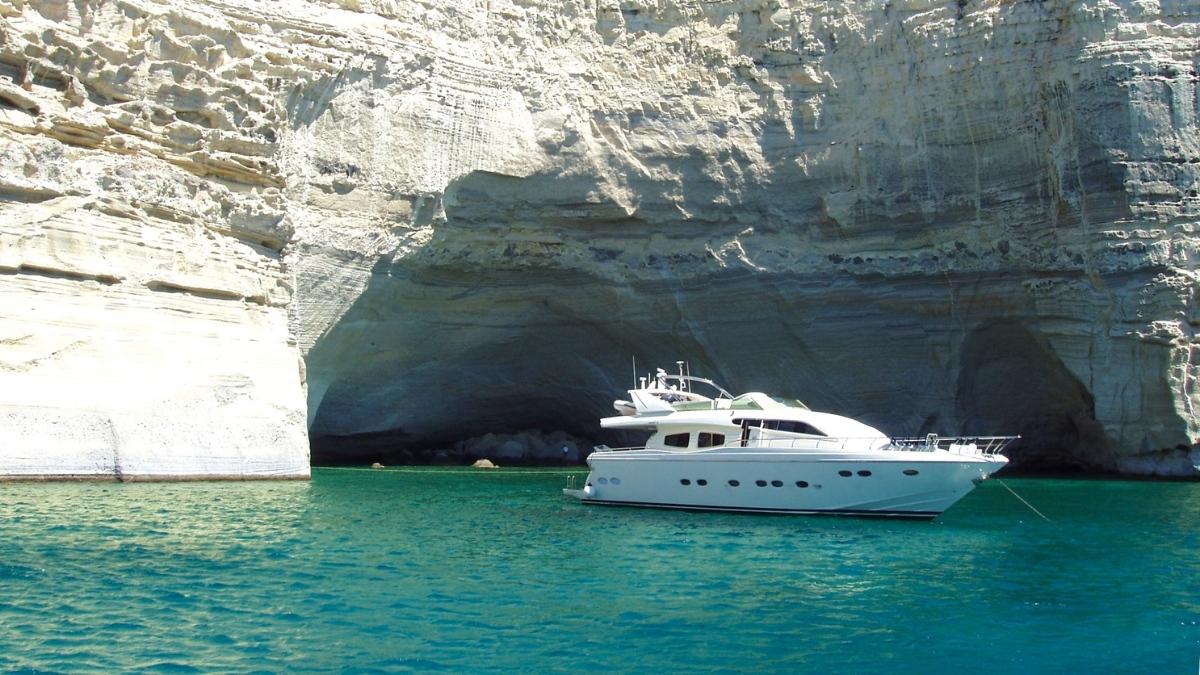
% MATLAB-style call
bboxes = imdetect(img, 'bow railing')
[887,435,1019,457]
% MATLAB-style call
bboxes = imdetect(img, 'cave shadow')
[957,319,1111,472]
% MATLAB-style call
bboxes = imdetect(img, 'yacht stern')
[562,485,594,501]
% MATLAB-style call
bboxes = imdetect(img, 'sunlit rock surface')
[0,0,308,478]
[290,0,1200,475]
[2,0,1199,476]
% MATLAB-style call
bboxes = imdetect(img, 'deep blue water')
[1,469,1197,672]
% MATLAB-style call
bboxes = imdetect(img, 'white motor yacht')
[564,363,1016,519]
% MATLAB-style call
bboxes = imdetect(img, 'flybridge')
[613,361,807,418]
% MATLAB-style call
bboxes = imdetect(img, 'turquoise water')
[1,469,1197,672]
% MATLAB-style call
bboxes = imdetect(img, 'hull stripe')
[578,498,939,519]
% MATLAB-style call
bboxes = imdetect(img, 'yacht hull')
[569,448,1006,518]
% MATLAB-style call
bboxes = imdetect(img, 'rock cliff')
[0,0,309,478]
[2,0,1198,476]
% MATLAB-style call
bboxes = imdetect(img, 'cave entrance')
[956,320,1108,471]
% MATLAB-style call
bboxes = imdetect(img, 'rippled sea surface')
[1,469,1198,672]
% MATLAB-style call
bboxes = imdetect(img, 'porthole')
[728,480,740,487]
[598,477,608,484]
[858,470,872,477]
[771,480,783,487]
[903,469,919,476]
[697,479,708,486]
[755,480,767,487]
[838,470,852,477]
[680,479,691,486]
[796,481,809,488]
[610,478,621,485]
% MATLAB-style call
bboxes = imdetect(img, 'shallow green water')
[1,469,1197,672]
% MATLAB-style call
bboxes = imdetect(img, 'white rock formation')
[1,0,1198,477]
[0,0,309,478]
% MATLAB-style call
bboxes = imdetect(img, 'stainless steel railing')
[591,434,1019,457]
[889,435,1019,457]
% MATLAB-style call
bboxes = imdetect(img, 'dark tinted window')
[697,432,726,448]
[733,419,825,436]
[755,480,767,487]
[680,479,691,486]
[903,469,919,476]
[697,479,708,486]
[858,470,872,477]
[728,480,740,487]
[775,420,825,435]
[838,470,852,477]
[664,433,690,448]
[796,481,809,488]
[771,480,783,487]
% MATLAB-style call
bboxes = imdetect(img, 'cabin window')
[731,419,826,436]
[903,469,919,476]
[728,480,740,487]
[796,481,809,488]
[680,479,691,486]
[697,432,726,448]
[697,479,708,486]
[598,477,608,484]
[755,480,767,487]
[664,433,690,448]
[857,470,872,477]
[774,420,826,435]
[771,480,783,487]
[838,470,852,477]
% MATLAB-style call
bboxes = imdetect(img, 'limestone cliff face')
[2,0,1198,476]
[289,0,1200,474]
[0,0,308,478]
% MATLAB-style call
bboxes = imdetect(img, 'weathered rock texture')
[2,0,1199,476]
[0,0,309,478]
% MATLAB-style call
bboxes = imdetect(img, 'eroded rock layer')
[2,0,1198,476]
[291,0,1200,474]
[0,0,308,478]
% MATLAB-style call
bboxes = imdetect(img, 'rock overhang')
[2,0,1199,477]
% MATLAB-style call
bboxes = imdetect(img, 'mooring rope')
[996,479,1051,522]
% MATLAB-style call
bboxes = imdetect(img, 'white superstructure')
[564,364,1016,519]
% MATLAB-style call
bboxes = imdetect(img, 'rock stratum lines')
[1,0,1198,476]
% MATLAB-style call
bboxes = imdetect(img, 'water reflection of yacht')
[564,364,1016,519]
